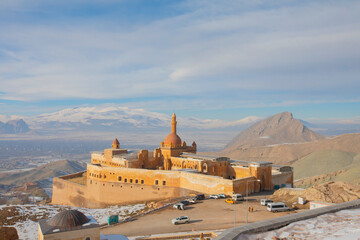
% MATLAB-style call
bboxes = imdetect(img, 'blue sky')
[0,0,359,122]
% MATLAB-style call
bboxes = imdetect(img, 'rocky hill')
[221,132,360,165]
[219,112,360,186]
[271,181,360,204]
[0,160,86,187]
[223,112,324,152]
[0,119,30,134]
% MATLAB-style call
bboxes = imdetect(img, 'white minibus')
[267,202,290,212]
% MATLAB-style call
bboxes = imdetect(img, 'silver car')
[172,216,190,225]
[173,203,185,210]
[210,194,220,199]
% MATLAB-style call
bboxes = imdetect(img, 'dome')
[47,210,89,229]
[164,132,182,146]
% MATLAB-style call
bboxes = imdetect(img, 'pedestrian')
[248,207,251,212]
[251,206,254,212]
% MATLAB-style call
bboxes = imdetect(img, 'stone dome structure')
[47,210,90,229]
[164,113,182,146]
[164,132,182,146]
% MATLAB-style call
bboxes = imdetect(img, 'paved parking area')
[101,193,296,237]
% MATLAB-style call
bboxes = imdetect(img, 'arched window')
[155,180,159,185]
[203,163,208,173]
[118,176,122,181]
[163,180,166,186]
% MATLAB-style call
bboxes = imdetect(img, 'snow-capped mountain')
[1,106,262,135]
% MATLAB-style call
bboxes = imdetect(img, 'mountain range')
[0,160,86,188]
[0,106,261,135]
[0,106,359,141]
[0,119,30,134]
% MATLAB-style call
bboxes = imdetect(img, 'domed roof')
[47,210,89,229]
[164,132,182,146]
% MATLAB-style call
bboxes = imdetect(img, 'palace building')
[52,113,293,208]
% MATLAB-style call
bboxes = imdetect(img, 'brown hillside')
[221,133,360,165]
[223,112,324,152]
[271,181,360,204]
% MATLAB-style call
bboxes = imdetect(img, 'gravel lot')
[101,193,297,237]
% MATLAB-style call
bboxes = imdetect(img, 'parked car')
[172,216,190,225]
[180,200,190,206]
[225,198,236,204]
[260,199,274,206]
[187,198,196,204]
[267,202,290,212]
[194,194,205,200]
[218,194,226,198]
[232,194,244,201]
[210,194,220,199]
[173,203,185,210]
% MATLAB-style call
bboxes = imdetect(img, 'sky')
[0,0,359,122]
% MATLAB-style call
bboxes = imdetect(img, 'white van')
[232,194,244,201]
[260,199,274,206]
[267,202,290,212]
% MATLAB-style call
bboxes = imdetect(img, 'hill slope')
[221,133,360,165]
[292,150,360,180]
[223,112,324,152]
[0,160,86,187]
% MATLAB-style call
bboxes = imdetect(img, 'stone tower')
[112,138,120,149]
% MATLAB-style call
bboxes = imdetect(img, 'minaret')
[171,112,177,134]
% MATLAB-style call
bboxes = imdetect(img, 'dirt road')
[101,194,296,237]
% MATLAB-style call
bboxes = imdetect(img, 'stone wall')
[272,171,293,187]
[39,225,99,240]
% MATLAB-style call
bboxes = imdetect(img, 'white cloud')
[0,0,359,107]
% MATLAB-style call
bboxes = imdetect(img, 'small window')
[135,179,138,184]
[155,180,159,185]
[118,176,122,181]
[130,179,133,183]
[162,180,166,186]
[141,180,144,184]
[124,178,127,183]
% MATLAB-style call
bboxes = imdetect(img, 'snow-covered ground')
[1,203,146,240]
[239,208,360,240]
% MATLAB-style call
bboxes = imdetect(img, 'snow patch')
[1,203,145,240]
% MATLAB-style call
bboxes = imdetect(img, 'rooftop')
[39,210,99,235]
[180,152,229,162]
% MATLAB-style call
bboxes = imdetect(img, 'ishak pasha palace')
[52,113,293,208]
